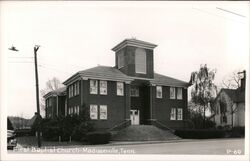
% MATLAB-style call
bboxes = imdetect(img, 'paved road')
[9,138,244,155]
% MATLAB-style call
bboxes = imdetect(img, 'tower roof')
[111,38,157,52]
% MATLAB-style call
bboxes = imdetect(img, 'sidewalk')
[108,138,244,146]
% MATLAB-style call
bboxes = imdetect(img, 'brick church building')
[44,38,190,130]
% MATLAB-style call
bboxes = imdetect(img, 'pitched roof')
[63,66,189,87]
[112,38,157,52]
[63,66,134,85]
[220,88,245,103]
[151,73,190,87]
[43,86,66,98]
[27,113,42,128]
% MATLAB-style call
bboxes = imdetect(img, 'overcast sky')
[1,1,248,118]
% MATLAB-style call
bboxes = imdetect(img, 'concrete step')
[111,125,180,141]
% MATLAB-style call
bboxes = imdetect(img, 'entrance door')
[130,109,140,125]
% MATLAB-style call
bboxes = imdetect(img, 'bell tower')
[112,38,157,79]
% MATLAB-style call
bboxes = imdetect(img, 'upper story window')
[48,98,52,106]
[177,87,182,100]
[69,81,80,98]
[156,86,162,98]
[90,80,98,94]
[170,87,176,99]
[135,48,146,74]
[170,108,176,120]
[117,50,125,69]
[117,82,124,96]
[100,80,107,95]
[131,86,139,97]
[76,82,79,95]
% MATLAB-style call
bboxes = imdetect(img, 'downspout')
[57,96,59,116]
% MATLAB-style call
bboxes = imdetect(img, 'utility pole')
[34,45,42,147]
[9,45,42,147]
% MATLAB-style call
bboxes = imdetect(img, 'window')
[177,88,182,100]
[100,81,107,95]
[90,105,98,119]
[117,51,124,69]
[69,85,74,98]
[75,106,79,115]
[90,80,98,94]
[177,108,183,120]
[74,84,77,96]
[156,86,162,98]
[69,86,71,98]
[99,105,107,120]
[76,82,79,95]
[170,87,176,99]
[117,82,124,96]
[69,107,74,115]
[135,48,146,74]
[170,108,176,120]
[130,86,139,97]
[48,98,52,106]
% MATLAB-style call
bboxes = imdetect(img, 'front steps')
[111,125,180,141]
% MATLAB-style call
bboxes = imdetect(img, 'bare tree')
[40,77,64,116]
[221,70,243,89]
[189,64,217,128]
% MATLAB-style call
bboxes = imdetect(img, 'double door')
[130,109,140,125]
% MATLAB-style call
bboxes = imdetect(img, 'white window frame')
[130,86,139,97]
[177,87,182,100]
[77,82,80,95]
[117,82,124,96]
[90,104,98,120]
[156,86,163,98]
[100,80,107,95]
[170,87,176,99]
[76,106,80,115]
[74,84,77,96]
[99,105,107,120]
[170,108,176,120]
[90,80,98,94]
[135,48,147,74]
[177,108,183,120]
[68,87,71,98]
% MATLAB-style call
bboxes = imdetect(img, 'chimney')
[238,70,246,91]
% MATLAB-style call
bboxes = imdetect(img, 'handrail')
[153,120,175,132]
[108,120,130,131]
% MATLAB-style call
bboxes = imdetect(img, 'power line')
[192,7,246,24]
[8,57,33,59]
[216,7,246,18]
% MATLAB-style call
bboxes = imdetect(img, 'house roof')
[63,65,189,87]
[219,88,245,103]
[63,66,134,85]
[27,113,42,128]
[111,38,157,52]
[43,86,66,99]
[151,73,190,87]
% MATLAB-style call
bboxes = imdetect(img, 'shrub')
[72,122,94,141]
[175,129,226,139]
[40,106,93,142]
[230,126,245,138]
[86,131,111,144]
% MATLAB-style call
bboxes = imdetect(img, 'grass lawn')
[17,136,84,148]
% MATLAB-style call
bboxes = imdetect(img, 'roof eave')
[111,39,157,52]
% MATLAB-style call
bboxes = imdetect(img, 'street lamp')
[9,45,42,147]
